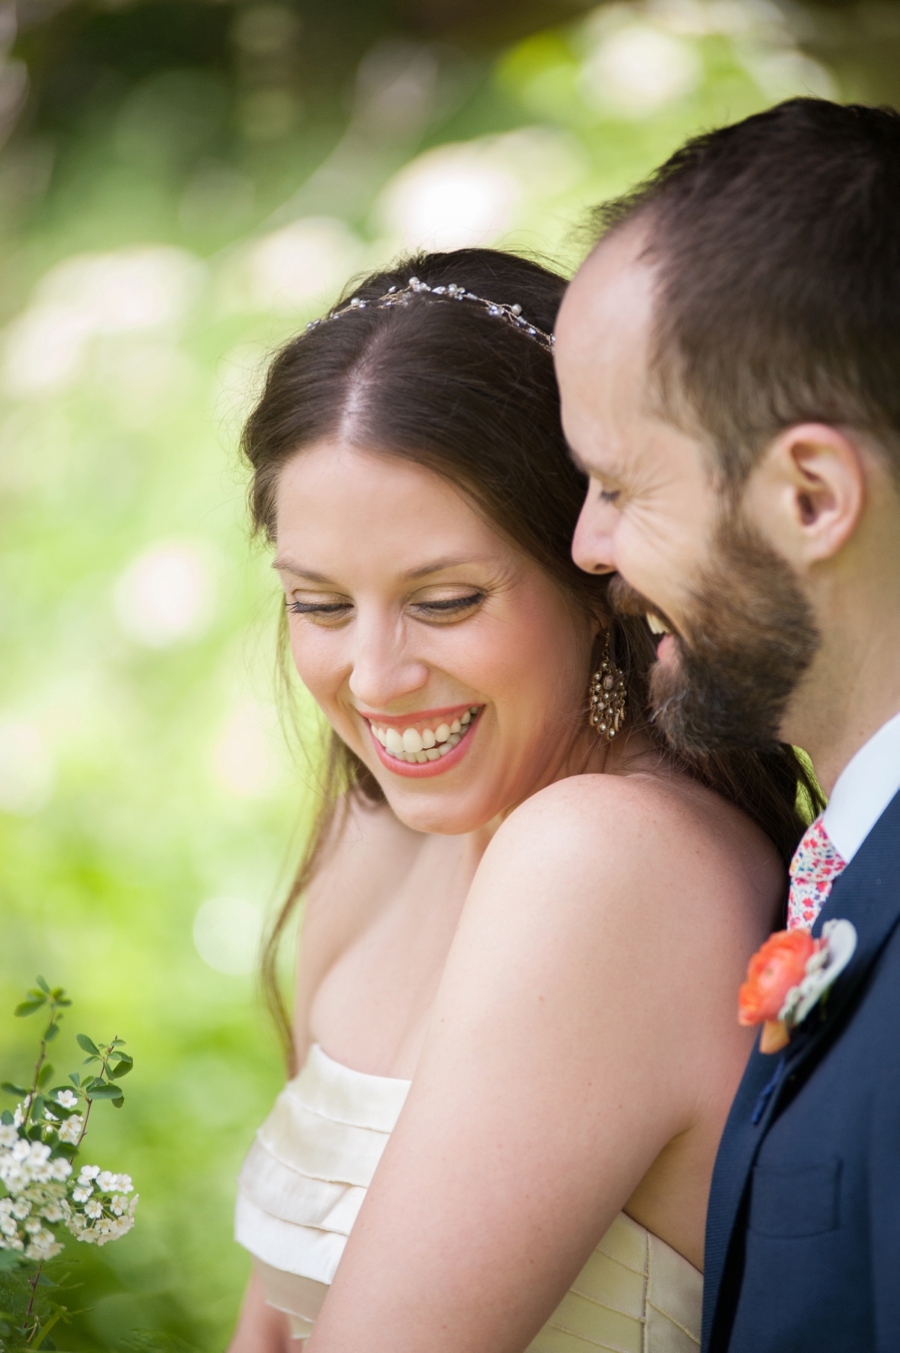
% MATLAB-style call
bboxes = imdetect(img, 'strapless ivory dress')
[235,1044,701,1351]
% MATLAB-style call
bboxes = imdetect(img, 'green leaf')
[0,1082,28,1096]
[84,1083,123,1100]
[44,1022,60,1042]
[0,1110,13,1125]
[75,1034,99,1056]
[32,1095,45,1120]
[109,1055,133,1079]
[36,976,50,995]
[111,1096,125,1108]
[15,997,46,1017]
[37,1064,54,1088]
[68,1072,80,1087]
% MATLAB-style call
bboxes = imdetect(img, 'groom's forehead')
[557,235,664,476]
[559,227,657,348]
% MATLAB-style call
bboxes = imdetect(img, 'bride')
[227,248,813,1353]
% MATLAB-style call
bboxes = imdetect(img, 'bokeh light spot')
[581,22,702,115]
[193,896,263,975]
[0,718,55,815]
[113,542,215,648]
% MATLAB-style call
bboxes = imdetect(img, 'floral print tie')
[787,815,847,930]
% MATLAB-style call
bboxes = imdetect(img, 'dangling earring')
[589,631,627,740]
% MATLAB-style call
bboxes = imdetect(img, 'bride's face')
[274,440,598,835]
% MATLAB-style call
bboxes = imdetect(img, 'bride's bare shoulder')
[487,767,784,934]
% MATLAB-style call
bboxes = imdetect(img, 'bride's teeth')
[373,708,480,764]
[647,613,669,636]
[402,728,424,754]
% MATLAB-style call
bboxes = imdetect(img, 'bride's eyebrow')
[271,559,335,583]
[271,556,491,583]
[402,555,491,581]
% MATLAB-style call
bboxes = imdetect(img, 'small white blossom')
[49,1156,72,1181]
[84,1199,103,1220]
[25,1228,63,1261]
[11,1200,31,1220]
[67,1192,138,1246]
[25,1217,42,1234]
[111,1173,133,1193]
[97,1170,116,1192]
[78,1164,100,1182]
[12,1104,24,1127]
[72,1185,92,1203]
[0,1124,18,1148]
[42,1203,66,1223]
[58,1115,83,1145]
[56,1090,79,1110]
[43,1108,59,1123]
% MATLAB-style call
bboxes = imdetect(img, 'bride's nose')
[347,615,430,711]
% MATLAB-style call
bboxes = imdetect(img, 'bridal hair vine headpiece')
[306,276,555,353]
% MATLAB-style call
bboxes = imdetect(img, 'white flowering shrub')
[0,979,138,1349]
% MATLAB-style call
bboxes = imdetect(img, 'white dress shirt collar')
[821,709,900,865]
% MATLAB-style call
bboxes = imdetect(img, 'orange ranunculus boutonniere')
[738,920,858,1054]
[739,930,817,1053]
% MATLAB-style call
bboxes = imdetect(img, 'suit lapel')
[703,789,900,1347]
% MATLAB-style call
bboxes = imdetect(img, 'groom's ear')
[742,423,866,570]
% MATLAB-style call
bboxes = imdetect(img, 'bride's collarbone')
[307,834,474,1074]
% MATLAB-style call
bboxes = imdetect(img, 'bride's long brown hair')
[242,247,822,1068]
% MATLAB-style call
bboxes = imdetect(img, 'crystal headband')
[306,276,555,353]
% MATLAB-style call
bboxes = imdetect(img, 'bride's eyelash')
[414,592,484,614]
[286,592,484,619]
[287,600,349,615]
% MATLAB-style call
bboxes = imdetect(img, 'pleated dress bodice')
[235,1044,702,1351]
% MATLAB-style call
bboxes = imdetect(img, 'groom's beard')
[608,516,820,754]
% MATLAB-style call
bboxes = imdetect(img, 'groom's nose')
[572,497,617,576]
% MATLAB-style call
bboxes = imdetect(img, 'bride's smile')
[363,705,482,775]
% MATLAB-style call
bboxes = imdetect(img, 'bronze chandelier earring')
[589,632,627,740]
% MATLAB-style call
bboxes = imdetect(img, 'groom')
[555,98,900,1350]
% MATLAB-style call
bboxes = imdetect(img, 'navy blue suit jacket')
[703,788,900,1352]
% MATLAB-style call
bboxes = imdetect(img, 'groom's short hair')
[595,98,900,488]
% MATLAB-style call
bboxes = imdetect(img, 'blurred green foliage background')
[0,0,893,1346]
